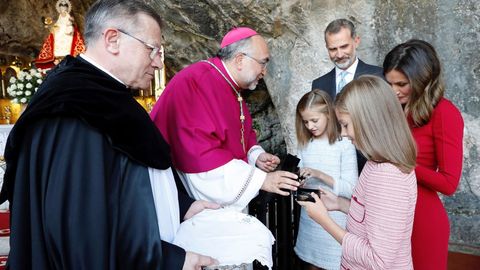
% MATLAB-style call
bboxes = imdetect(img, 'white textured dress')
[294,137,358,270]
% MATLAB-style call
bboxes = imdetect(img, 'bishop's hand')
[256,152,280,172]
[261,170,299,196]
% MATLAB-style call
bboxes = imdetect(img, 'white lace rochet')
[173,208,275,269]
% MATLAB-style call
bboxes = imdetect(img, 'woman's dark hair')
[383,39,444,127]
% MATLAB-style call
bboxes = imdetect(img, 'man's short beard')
[248,81,258,90]
[334,57,353,69]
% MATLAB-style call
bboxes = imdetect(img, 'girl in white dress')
[294,89,358,270]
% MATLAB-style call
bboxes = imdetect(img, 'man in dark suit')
[312,18,383,173]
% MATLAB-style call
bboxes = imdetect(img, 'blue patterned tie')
[337,71,347,93]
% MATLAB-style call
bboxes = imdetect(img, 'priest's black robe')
[0,56,192,269]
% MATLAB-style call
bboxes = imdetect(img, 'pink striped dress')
[341,161,417,270]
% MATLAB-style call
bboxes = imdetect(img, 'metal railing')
[249,192,302,270]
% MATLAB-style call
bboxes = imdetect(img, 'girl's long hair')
[335,75,417,173]
[295,89,339,148]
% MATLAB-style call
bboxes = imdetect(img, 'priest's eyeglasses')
[241,53,269,69]
[117,29,162,60]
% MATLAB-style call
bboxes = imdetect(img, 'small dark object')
[281,154,301,173]
[281,154,319,202]
[280,153,305,182]
[295,188,320,202]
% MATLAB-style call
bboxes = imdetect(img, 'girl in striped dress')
[298,75,418,270]
[294,89,358,270]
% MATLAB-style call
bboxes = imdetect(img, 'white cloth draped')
[148,165,275,268]
[173,208,274,268]
[172,147,275,269]
[148,167,180,243]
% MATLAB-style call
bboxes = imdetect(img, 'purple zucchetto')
[220,27,258,48]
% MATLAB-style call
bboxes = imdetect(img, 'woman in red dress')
[383,39,464,270]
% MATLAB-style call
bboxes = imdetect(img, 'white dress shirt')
[335,58,359,94]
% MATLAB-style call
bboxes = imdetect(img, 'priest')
[150,27,300,267]
[0,0,217,269]
[151,27,300,212]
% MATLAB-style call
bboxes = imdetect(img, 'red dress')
[410,98,464,270]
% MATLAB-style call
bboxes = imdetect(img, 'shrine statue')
[35,0,85,69]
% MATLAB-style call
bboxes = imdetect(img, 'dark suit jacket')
[311,59,383,174]
[311,59,383,99]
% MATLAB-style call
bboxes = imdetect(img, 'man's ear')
[354,35,361,48]
[233,53,244,71]
[103,28,121,54]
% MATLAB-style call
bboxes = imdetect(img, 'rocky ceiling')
[0,0,291,77]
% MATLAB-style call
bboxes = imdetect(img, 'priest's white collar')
[79,54,126,86]
[221,60,240,88]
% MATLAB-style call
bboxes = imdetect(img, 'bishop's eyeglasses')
[117,29,163,60]
[241,53,269,69]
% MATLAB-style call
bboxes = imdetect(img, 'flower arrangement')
[6,68,45,104]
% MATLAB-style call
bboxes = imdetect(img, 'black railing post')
[276,194,294,269]
[250,192,302,270]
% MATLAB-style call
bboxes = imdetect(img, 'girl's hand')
[318,188,340,211]
[298,191,347,244]
[319,188,351,214]
[297,192,329,225]
[299,168,335,189]
[299,167,317,179]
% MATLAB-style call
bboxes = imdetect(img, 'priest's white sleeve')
[181,159,266,211]
[247,145,265,166]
